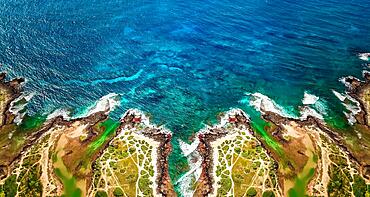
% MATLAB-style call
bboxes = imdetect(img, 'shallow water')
[1,0,370,187]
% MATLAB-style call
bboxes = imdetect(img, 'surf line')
[66,69,144,86]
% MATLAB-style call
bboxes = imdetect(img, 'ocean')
[1,0,370,186]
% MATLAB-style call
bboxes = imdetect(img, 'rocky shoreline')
[194,109,254,196]
[0,72,370,196]
[116,109,176,196]
[188,73,370,196]
[0,74,176,196]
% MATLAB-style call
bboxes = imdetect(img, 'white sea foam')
[332,90,361,114]
[300,106,324,120]
[74,93,120,118]
[9,93,34,114]
[9,93,35,125]
[332,90,346,101]
[338,76,362,89]
[67,69,144,86]
[313,100,328,115]
[358,53,370,61]
[178,140,202,181]
[46,108,71,120]
[363,70,370,77]
[246,92,297,118]
[332,90,361,125]
[176,139,202,197]
[178,138,200,157]
[344,111,357,125]
[302,91,319,105]
[300,92,326,121]
[244,92,328,121]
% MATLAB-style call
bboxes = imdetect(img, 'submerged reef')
[0,71,370,197]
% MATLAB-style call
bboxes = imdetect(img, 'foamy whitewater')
[302,92,319,105]
[332,90,361,125]
[176,139,202,197]
[73,93,121,119]
[46,108,72,121]
[243,92,327,121]
[9,93,35,124]
[245,92,298,118]
[1,1,370,195]
[358,53,370,61]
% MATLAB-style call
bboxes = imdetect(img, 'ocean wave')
[46,108,72,121]
[339,76,362,89]
[300,106,324,120]
[9,93,35,125]
[363,70,370,77]
[358,53,370,61]
[178,138,200,157]
[176,139,202,197]
[243,92,328,121]
[73,93,121,118]
[301,91,327,120]
[302,91,319,105]
[312,99,328,115]
[244,92,298,118]
[332,90,361,125]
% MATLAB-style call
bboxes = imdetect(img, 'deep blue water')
[1,0,370,137]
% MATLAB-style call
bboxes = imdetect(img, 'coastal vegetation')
[0,73,370,197]
[90,125,157,196]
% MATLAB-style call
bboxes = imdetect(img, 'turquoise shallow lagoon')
[1,0,370,187]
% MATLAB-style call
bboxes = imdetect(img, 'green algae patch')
[288,168,315,197]
[250,119,283,155]
[241,107,283,155]
[325,114,350,132]
[55,168,82,197]
[19,114,46,132]
[87,119,120,155]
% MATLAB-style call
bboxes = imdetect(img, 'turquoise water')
[1,0,370,184]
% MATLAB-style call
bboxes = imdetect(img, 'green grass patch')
[95,190,108,197]
[2,175,17,197]
[352,175,368,197]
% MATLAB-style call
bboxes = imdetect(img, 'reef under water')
[0,71,370,196]
[1,0,370,196]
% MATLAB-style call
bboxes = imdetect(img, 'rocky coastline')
[0,71,370,196]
